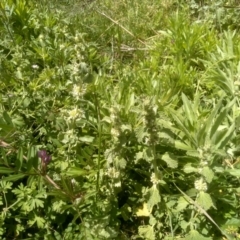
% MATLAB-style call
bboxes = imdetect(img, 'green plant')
[1,0,240,239]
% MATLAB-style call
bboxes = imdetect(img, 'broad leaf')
[138,225,155,240]
[183,163,198,173]
[161,152,178,168]
[79,135,94,143]
[196,191,214,210]
[147,186,161,211]
[186,230,212,240]
[175,196,189,212]
[201,167,214,183]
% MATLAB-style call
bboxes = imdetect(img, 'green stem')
[4,198,22,211]
[94,92,102,198]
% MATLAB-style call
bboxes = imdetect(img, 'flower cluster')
[150,172,160,186]
[38,150,51,165]
[194,178,207,192]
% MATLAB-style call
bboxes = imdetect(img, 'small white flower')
[111,128,120,138]
[74,197,83,205]
[110,113,117,122]
[150,173,160,186]
[68,107,81,120]
[72,84,87,98]
[194,178,207,191]
[114,181,121,187]
[72,63,79,75]
[71,178,77,185]
[106,167,120,179]
[32,64,39,69]
[59,44,65,50]
[72,84,81,97]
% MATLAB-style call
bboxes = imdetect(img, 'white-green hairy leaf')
[161,152,178,168]
[196,191,214,211]
[186,230,212,240]
[186,150,200,158]
[183,163,198,173]
[138,225,155,240]
[201,167,214,183]
[215,122,235,149]
[175,196,189,212]
[226,169,240,177]
[147,186,161,211]
[175,140,194,151]
[79,135,94,143]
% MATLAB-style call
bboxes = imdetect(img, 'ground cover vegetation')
[1,0,240,239]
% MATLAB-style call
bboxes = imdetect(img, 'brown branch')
[96,10,147,46]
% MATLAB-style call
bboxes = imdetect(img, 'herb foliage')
[1,0,240,239]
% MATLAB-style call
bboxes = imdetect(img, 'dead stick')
[96,10,146,46]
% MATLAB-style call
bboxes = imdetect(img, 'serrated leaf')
[120,204,132,221]
[226,217,240,226]
[12,115,24,127]
[161,152,178,168]
[117,157,127,169]
[135,151,144,162]
[183,163,198,173]
[226,169,240,177]
[79,135,94,143]
[180,220,189,231]
[186,230,212,240]
[186,150,199,157]
[36,217,45,228]
[138,225,155,240]
[135,125,147,142]
[175,196,189,212]
[196,191,214,210]
[201,167,214,183]
[175,141,193,151]
[147,186,161,211]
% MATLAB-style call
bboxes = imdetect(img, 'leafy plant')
[1,0,240,239]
